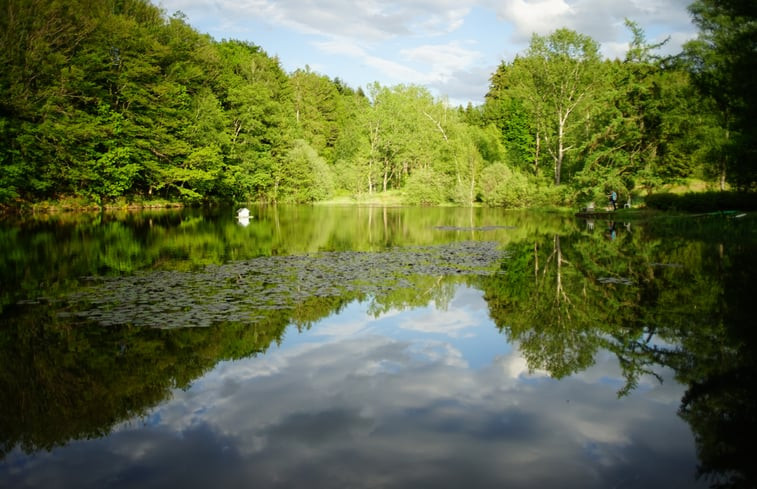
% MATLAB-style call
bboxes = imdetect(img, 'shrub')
[479,163,535,208]
[279,140,334,202]
[404,168,450,205]
[645,191,757,212]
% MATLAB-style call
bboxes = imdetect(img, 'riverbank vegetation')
[1,0,754,210]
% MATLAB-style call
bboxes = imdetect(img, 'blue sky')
[151,0,698,106]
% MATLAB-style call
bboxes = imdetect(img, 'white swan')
[236,207,252,226]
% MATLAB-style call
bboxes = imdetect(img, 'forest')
[0,0,755,208]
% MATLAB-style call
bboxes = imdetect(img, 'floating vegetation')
[50,241,507,329]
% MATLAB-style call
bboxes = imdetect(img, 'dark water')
[1,206,755,489]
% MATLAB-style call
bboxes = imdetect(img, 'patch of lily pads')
[54,241,508,329]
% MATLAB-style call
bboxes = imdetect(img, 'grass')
[317,190,407,206]
[0,195,189,217]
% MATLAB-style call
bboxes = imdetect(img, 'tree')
[289,67,342,161]
[341,83,444,196]
[572,22,698,200]
[331,87,371,196]
[0,0,107,200]
[484,62,536,172]
[479,163,534,208]
[512,29,603,185]
[278,139,334,202]
[684,0,757,189]
[217,40,295,202]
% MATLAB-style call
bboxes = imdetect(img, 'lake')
[1,205,755,489]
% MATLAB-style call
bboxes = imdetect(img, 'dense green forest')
[0,0,754,208]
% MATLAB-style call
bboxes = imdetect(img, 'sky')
[152,0,699,106]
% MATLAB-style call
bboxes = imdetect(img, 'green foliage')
[644,191,757,212]
[403,168,449,205]
[521,29,603,185]
[469,123,507,165]
[0,1,301,205]
[685,0,757,189]
[479,163,536,208]
[290,67,343,161]
[0,0,746,207]
[571,165,630,208]
[278,140,334,203]
[483,75,535,170]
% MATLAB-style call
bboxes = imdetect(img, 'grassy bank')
[0,196,188,216]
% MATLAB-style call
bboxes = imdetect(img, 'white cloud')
[163,0,474,41]
[153,0,698,106]
[401,40,484,82]
[311,39,368,58]
[486,0,696,54]
[495,0,574,41]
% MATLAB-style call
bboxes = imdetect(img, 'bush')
[645,191,757,212]
[403,168,450,205]
[279,140,334,202]
[570,167,629,209]
[479,163,537,208]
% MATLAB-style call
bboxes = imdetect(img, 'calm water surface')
[1,206,755,489]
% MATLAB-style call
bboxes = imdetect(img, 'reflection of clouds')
[313,301,400,337]
[400,308,478,336]
[5,288,704,489]
[312,318,369,337]
[399,286,488,337]
[491,346,540,379]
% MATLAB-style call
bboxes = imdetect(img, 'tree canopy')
[0,0,751,208]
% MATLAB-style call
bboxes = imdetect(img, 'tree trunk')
[556,118,564,185]
[367,160,373,194]
[555,235,563,301]
[720,128,729,191]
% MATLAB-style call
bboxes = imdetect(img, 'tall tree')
[512,29,603,185]
[217,40,294,202]
[361,83,440,194]
[684,0,757,189]
[289,67,341,161]
[572,21,704,200]
[484,62,536,173]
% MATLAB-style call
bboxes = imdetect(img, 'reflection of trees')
[483,227,643,380]
[481,218,757,488]
[0,243,486,460]
[0,305,294,459]
[366,275,459,317]
[1,206,559,310]
[490,235,600,377]
[673,244,757,489]
[481,222,724,391]
[3,209,756,488]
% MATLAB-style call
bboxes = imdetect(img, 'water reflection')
[0,207,755,488]
[2,287,701,489]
